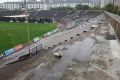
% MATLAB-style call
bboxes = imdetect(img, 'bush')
[75,4,90,10]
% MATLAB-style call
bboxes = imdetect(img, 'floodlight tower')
[23,0,31,54]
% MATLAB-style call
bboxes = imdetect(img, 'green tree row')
[104,3,120,15]
[50,6,74,10]
[50,4,102,11]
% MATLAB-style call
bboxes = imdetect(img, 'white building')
[100,0,120,8]
[0,1,95,10]
[0,2,48,10]
[113,0,120,7]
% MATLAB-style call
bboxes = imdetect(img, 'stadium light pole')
[23,0,31,54]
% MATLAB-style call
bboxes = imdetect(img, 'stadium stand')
[0,10,23,17]
[29,10,75,21]
[63,11,103,29]
[0,10,102,25]
[0,10,24,22]
[0,10,75,23]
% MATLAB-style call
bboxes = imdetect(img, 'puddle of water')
[73,38,95,61]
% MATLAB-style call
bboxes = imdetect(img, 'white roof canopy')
[4,15,29,18]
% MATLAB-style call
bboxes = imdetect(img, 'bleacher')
[0,10,23,17]
[64,11,103,29]
[0,10,103,24]
[29,10,74,21]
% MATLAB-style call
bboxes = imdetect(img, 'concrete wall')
[105,11,120,40]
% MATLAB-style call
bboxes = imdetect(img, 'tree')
[75,4,90,10]
[50,6,74,11]
[117,10,120,15]
[90,6,101,10]
[105,3,114,13]
[104,3,120,15]
[75,4,82,10]
[114,6,119,14]
[83,5,90,10]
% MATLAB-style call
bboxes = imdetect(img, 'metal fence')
[17,44,43,61]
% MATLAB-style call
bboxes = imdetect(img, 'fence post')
[36,46,38,53]
[116,24,119,35]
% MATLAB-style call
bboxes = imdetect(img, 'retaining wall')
[105,11,120,40]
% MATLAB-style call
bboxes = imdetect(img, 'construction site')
[0,0,120,80]
[0,10,119,80]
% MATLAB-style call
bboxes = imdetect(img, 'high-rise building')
[114,0,120,10]
[0,0,96,10]
[114,0,120,6]
[27,0,37,2]
[100,0,114,8]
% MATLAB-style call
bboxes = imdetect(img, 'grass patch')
[0,22,57,54]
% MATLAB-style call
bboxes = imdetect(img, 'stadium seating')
[29,10,74,21]
[0,10,23,17]
[0,10,102,24]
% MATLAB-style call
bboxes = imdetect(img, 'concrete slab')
[109,40,120,59]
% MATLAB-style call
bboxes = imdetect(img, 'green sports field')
[0,22,57,54]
